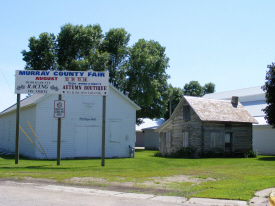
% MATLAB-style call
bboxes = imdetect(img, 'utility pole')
[101,96,106,166]
[57,94,62,165]
[15,94,20,164]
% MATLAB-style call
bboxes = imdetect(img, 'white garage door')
[75,126,101,157]
[253,126,275,155]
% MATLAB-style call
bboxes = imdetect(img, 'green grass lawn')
[0,149,275,201]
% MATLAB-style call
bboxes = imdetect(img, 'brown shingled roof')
[185,96,258,123]
[155,95,258,133]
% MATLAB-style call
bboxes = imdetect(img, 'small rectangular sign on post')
[54,100,65,118]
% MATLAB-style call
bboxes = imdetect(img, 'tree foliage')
[164,85,183,120]
[21,24,170,123]
[183,81,215,97]
[57,24,104,71]
[125,39,170,121]
[262,62,275,128]
[203,82,216,95]
[100,28,130,89]
[22,33,56,70]
[183,81,204,97]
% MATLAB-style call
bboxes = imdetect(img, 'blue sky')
[0,0,275,111]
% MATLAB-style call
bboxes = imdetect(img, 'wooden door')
[225,133,232,156]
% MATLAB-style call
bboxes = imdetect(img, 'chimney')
[232,96,239,105]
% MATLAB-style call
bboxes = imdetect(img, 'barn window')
[183,105,190,121]
[183,132,189,147]
[110,119,121,142]
[210,132,223,148]
[166,131,171,147]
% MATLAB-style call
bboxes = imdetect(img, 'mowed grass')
[0,149,275,201]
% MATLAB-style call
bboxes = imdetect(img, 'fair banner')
[15,70,109,96]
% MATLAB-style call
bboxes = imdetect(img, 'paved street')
[0,180,272,206]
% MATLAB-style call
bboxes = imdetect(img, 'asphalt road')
[0,180,271,206]
[0,180,194,206]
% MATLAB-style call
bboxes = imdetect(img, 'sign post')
[101,96,106,166]
[15,94,20,164]
[15,70,109,166]
[54,95,64,165]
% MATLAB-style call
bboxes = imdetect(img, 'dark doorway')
[225,133,232,156]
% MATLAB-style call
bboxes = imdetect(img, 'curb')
[270,189,275,206]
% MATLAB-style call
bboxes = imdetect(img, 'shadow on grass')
[0,154,30,160]
[257,156,275,161]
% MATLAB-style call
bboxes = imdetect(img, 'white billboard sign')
[15,70,109,96]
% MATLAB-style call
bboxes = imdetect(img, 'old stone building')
[155,96,258,157]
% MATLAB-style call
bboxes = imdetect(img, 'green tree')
[183,81,203,97]
[21,24,171,123]
[203,82,216,95]
[21,33,57,70]
[164,85,183,120]
[100,28,130,90]
[183,81,215,97]
[57,23,104,71]
[125,39,170,122]
[262,62,275,128]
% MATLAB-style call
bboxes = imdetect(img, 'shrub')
[154,151,162,157]
[154,147,197,158]
[243,150,258,158]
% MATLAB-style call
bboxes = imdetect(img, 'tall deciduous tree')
[262,62,275,128]
[21,33,57,70]
[100,28,130,90]
[125,39,170,122]
[57,24,103,71]
[21,24,171,123]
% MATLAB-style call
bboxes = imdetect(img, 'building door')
[225,133,232,156]
[75,126,101,157]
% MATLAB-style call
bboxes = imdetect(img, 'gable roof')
[0,84,140,116]
[136,118,165,131]
[155,95,258,133]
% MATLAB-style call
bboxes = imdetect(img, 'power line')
[0,67,16,101]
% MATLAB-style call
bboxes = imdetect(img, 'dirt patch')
[64,175,216,193]
[2,175,216,196]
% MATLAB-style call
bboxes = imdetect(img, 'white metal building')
[0,85,140,159]
[204,86,275,155]
[135,118,165,149]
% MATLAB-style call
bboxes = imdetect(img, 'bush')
[243,150,258,158]
[154,151,162,157]
[154,147,197,158]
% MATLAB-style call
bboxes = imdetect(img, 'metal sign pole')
[101,96,106,166]
[57,94,62,165]
[15,94,20,164]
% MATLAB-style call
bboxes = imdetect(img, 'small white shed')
[204,86,275,155]
[0,84,140,159]
[135,118,165,150]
